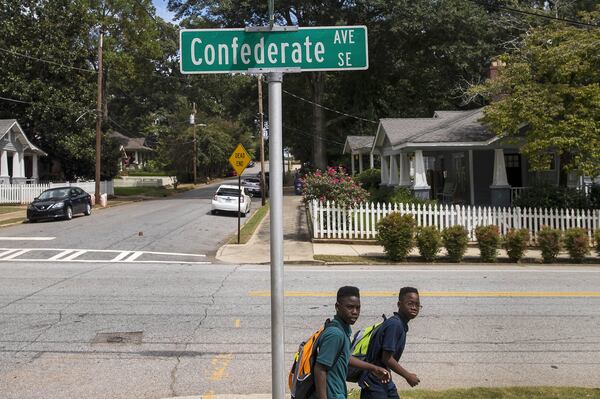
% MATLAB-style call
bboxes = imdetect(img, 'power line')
[0,47,97,74]
[282,123,345,146]
[473,1,600,29]
[282,89,378,124]
[0,95,33,105]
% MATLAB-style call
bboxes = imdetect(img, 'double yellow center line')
[249,291,600,298]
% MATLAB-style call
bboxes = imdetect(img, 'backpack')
[345,314,387,383]
[288,319,340,399]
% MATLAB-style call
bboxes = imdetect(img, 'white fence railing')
[0,181,114,204]
[114,176,175,188]
[309,200,600,243]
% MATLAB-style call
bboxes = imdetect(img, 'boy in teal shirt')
[312,286,389,399]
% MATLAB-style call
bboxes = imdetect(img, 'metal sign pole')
[268,71,285,399]
[238,174,241,244]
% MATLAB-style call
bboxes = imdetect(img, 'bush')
[354,168,381,191]
[416,226,442,261]
[475,225,501,262]
[564,228,590,263]
[595,230,600,257]
[376,213,415,261]
[537,227,562,263]
[504,229,530,262]
[302,167,370,207]
[513,184,591,209]
[371,186,437,206]
[442,226,469,262]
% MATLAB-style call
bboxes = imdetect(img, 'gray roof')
[108,130,153,151]
[0,119,17,134]
[343,135,375,153]
[0,119,47,155]
[376,108,496,148]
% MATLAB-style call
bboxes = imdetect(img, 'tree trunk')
[310,72,326,170]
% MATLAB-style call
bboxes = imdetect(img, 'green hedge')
[376,213,415,261]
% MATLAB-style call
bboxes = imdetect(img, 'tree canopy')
[1,0,597,182]
[469,10,600,182]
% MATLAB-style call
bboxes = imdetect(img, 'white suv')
[211,184,251,216]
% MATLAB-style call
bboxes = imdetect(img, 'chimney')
[487,60,506,80]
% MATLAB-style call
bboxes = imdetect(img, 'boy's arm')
[349,356,390,383]
[314,362,329,399]
[381,351,419,387]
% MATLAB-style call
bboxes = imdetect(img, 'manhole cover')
[92,331,143,344]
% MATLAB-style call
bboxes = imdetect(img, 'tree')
[468,11,600,183]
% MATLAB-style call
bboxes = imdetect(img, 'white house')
[0,119,47,184]
[342,135,375,176]
[108,130,153,170]
[371,108,563,206]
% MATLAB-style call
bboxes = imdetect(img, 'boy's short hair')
[337,286,360,301]
[399,286,419,300]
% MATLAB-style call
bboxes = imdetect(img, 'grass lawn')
[0,217,26,227]
[228,201,269,244]
[348,387,600,399]
[113,185,192,197]
[0,206,25,215]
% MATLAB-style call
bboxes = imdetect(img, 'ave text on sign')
[180,26,368,73]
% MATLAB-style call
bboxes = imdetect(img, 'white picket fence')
[309,200,600,243]
[0,181,114,204]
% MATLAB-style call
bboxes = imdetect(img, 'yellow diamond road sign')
[229,143,251,176]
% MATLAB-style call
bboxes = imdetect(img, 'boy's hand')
[404,372,420,387]
[371,367,390,383]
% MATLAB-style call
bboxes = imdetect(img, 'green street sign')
[179,26,368,74]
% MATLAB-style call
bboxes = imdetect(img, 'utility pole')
[191,102,197,184]
[258,75,266,206]
[94,30,104,205]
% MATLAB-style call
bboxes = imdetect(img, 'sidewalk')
[216,190,315,263]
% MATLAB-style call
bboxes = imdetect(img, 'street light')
[189,108,207,184]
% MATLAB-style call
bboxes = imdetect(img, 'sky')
[152,0,177,22]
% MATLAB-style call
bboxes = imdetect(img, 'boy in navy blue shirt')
[358,287,421,399]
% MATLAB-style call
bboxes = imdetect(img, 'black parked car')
[27,187,92,222]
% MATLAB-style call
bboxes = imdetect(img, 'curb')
[163,395,271,399]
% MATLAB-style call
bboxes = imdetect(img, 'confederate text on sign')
[180,26,368,74]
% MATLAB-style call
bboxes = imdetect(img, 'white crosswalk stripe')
[0,248,210,264]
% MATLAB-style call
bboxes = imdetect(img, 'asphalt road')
[0,175,258,261]
[1,263,599,399]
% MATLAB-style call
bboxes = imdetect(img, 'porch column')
[412,150,430,200]
[12,151,22,178]
[398,152,411,187]
[389,154,399,185]
[381,155,389,185]
[490,148,511,207]
[351,153,355,176]
[32,154,39,181]
[19,152,25,178]
[370,153,374,169]
[0,151,9,184]
[134,151,139,164]
[468,150,475,205]
[358,153,364,174]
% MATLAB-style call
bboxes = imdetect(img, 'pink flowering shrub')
[302,166,370,207]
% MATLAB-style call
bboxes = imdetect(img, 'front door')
[504,153,522,187]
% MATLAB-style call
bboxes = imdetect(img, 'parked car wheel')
[64,206,73,220]
[84,203,92,216]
